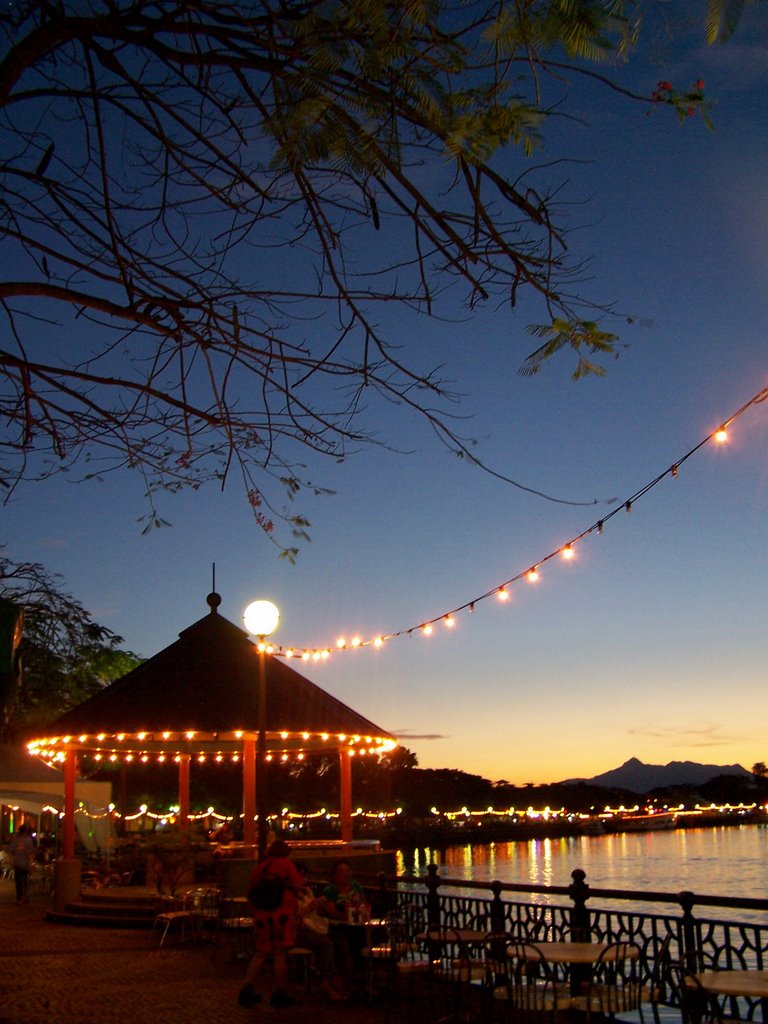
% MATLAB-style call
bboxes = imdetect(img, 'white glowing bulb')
[243,599,280,638]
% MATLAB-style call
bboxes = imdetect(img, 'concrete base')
[217,845,397,896]
[53,858,82,912]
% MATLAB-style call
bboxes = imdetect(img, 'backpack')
[248,869,285,911]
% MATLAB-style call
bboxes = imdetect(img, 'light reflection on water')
[395,825,768,917]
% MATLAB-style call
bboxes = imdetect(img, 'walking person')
[238,839,303,1010]
[10,824,36,905]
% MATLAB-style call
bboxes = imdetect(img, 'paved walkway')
[0,879,393,1024]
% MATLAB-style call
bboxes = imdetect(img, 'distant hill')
[561,757,751,794]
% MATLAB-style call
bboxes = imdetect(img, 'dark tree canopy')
[0,549,142,740]
[0,2,724,554]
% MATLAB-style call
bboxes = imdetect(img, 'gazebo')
[27,593,397,874]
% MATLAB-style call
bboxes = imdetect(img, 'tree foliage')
[0,1,725,553]
[0,549,142,740]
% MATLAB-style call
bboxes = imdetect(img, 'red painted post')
[339,748,353,843]
[243,737,256,847]
[178,754,190,829]
[63,748,76,859]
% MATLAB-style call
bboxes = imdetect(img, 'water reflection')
[394,826,768,919]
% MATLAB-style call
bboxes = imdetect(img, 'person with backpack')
[238,839,303,1009]
[9,824,36,905]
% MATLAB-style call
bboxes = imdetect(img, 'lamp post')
[243,599,280,861]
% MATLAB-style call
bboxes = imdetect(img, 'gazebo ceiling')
[28,599,396,765]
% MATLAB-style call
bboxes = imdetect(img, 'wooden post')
[243,737,256,847]
[339,747,353,843]
[53,747,82,913]
[63,747,77,859]
[178,754,190,830]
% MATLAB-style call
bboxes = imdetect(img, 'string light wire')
[272,384,768,660]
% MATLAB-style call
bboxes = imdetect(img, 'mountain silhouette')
[561,757,750,794]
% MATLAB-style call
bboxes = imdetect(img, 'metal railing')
[360,865,768,1021]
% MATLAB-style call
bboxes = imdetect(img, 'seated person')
[320,859,366,921]
[319,859,369,986]
[294,863,346,1001]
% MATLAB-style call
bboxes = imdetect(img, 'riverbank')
[365,809,767,849]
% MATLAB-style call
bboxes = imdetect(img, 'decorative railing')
[360,866,768,1020]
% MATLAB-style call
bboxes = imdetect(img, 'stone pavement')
[0,879,394,1024]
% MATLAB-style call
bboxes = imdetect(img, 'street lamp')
[243,599,280,860]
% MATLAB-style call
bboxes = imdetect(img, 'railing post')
[375,870,389,916]
[426,862,442,928]
[490,880,506,934]
[569,869,592,998]
[569,868,591,940]
[678,891,699,972]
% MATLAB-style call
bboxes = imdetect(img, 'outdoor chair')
[390,923,433,1023]
[506,941,574,1024]
[287,946,315,991]
[361,912,404,995]
[425,927,479,1024]
[187,885,221,943]
[213,897,253,961]
[640,933,676,1024]
[477,932,514,1024]
[570,942,642,1022]
[153,892,195,947]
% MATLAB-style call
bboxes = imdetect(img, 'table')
[695,970,768,1022]
[418,929,488,946]
[512,942,639,965]
[330,917,388,996]
[512,941,639,996]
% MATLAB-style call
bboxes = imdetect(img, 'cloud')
[627,722,744,747]
[391,731,449,741]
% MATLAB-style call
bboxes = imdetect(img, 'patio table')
[695,970,768,1022]
[511,940,639,997]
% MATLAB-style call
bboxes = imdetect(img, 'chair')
[213,897,253,961]
[426,927,479,1024]
[641,933,675,1024]
[361,912,403,996]
[506,942,574,1024]
[393,923,434,1022]
[572,942,642,1022]
[187,886,221,943]
[478,933,514,1023]
[287,946,315,991]
[153,892,194,947]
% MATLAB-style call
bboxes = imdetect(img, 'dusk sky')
[3,8,767,789]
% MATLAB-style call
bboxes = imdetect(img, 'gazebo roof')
[29,598,396,765]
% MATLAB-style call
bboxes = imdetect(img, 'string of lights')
[265,383,768,662]
[28,800,765,824]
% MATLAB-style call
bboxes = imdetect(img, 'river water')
[394,824,768,913]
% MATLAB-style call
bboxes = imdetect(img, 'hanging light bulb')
[561,544,575,560]
[714,426,728,443]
